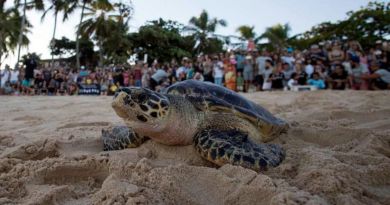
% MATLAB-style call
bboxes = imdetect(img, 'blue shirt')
[308,79,325,89]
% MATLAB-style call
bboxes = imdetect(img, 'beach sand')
[0,91,389,205]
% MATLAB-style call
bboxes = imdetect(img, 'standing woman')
[328,41,345,66]
[243,55,253,92]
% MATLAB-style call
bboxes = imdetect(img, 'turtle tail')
[194,129,285,171]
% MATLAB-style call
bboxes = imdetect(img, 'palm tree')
[0,7,30,65]
[75,0,132,69]
[76,0,92,70]
[41,0,78,67]
[13,0,44,67]
[188,10,227,54]
[236,25,256,40]
[260,23,291,50]
[79,0,130,66]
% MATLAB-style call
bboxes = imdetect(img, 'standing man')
[24,54,37,81]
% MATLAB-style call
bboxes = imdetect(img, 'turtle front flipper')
[102,126,146,151]
[193,129,285,171]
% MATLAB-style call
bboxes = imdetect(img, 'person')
[224,63,236,91]
[3,81,14,95]
[308,72,326,89]
[150,65,168,90]
[282,62,294,85]
[176,58,189,79]
[212,56,224,86]
[133,64,142,87]
[236,72,244,92]
[309,44,327,62]
[202,55,214,82]
[329,64,348,90]
[361,61,390,90]
[1,65,11,88]
[243,55,253,92]
[304,59,314,77]
[262,59,274,90]
[328,41,345,65]
[287,73,299,90]
[295,62,308,85]
[348,56,369,90]
[269,64,285,90]
[123,69,130,87]
[235,51,245,74]
[24,54,37,81]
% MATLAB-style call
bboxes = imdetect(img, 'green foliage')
[102,21,132,64]
[188,10,227,54]
[21,52,41,62]
[0,7,31,62]
[128,18,193,64]
[49,36,96,65]
[259,23,291,50]
[236,25,256,40]
[291,1,390,49]
[51,37,76,56]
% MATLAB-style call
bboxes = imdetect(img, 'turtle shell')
[163,80,287,127]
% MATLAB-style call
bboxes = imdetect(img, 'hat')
[311,44,319,49]
[375,40,382,44]
[245,55,252,60]
[81,66,85,70]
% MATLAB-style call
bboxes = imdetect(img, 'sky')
[2,0,374,69]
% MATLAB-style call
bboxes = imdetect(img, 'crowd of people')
[1,40,389,96]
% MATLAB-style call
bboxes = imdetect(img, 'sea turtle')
[102,80,288,171]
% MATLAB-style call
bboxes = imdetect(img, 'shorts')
[243,70,253,81]
[21,79,30,87]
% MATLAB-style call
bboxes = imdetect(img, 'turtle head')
[112,87,170,126]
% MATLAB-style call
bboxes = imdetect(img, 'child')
[236,72,244,92]
[224,63,236,91]
[308,72,326,89]
[287,73,299,90]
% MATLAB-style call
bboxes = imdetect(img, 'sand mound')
[0,91,389,204]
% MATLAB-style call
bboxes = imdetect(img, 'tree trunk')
[50,12,58,69]
[16,0,27,69]
[98,36,104,67]
[75,0,87,71]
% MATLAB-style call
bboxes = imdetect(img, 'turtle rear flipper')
[193,129,285,171]
[102,126,146,151]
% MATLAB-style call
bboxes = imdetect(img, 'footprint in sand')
[0,138,59,161]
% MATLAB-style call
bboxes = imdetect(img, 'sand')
[0,91,389,205]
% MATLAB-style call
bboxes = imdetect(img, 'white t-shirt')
[256,56,271,75]
[213,62,224,78]
[305,65,314,77]
[10,70,19,82]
